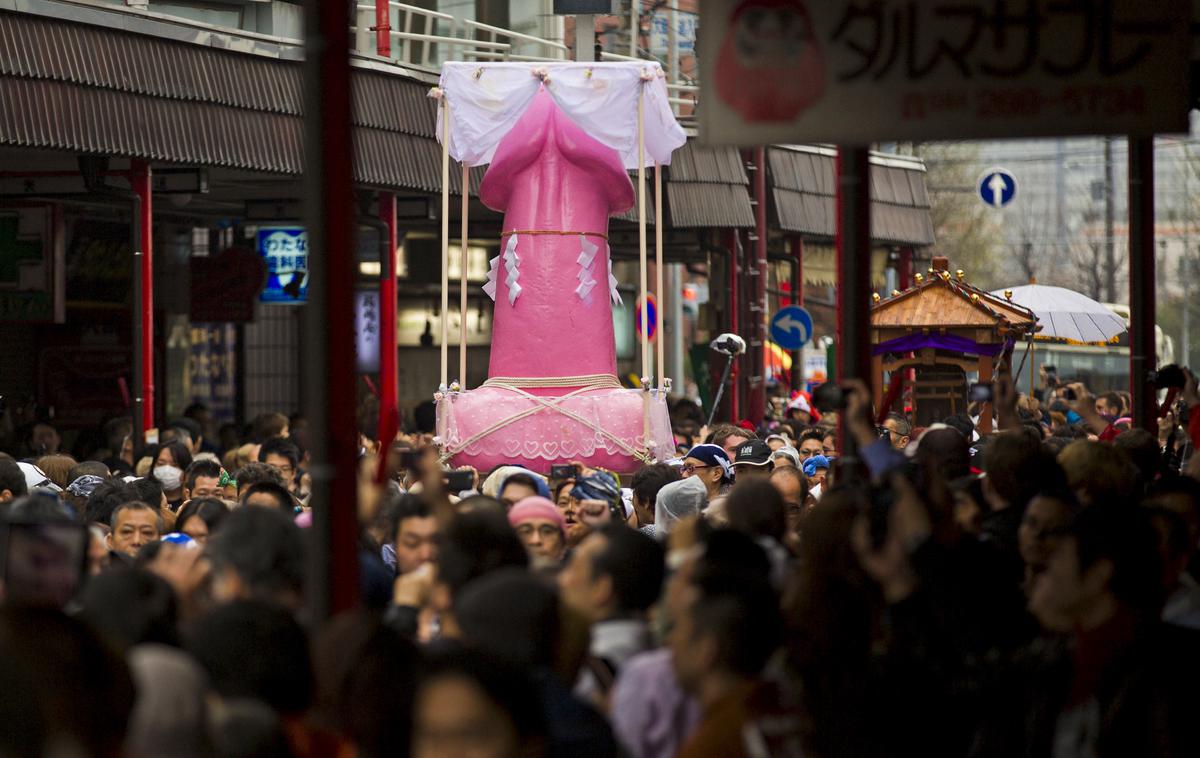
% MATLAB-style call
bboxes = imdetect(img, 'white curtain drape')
[435,62,687,169]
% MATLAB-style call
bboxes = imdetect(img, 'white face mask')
[153,465,183,492]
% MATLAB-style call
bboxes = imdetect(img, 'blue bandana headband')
[569,470,621,504]
[66,474,107,498]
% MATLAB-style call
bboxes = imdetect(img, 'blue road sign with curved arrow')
[770,305,813,350]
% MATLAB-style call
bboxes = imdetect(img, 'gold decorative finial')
[872,292,881,303]
[928,267,936,274]
[891,289,901,297]
[956,269,965,281]
[1004,289,1013,300]
[970,293,980,304]
[914,273,924,283]
[939,270,951,281]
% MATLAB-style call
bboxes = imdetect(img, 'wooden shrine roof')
[871,265,1037,337]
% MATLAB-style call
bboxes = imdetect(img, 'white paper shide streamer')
[607,251,622,306]
[576,235,598,300]
[482,255,499,301]
[503,233,521,305]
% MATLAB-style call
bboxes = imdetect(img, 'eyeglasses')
[681,463,714,475]
[516,524,561,540]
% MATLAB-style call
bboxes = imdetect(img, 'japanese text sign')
[257,227,308,303]
[698,0,1190,145]
[355,289,381,373]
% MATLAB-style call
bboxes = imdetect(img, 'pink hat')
[508,496,566,534]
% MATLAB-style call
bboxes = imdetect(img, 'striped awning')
[768,147,936,246]
[0,10,459,192]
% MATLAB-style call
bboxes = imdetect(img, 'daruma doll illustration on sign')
[714,0,826,122]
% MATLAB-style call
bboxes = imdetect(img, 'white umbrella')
[990,284,1126,344]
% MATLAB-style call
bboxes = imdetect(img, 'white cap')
[17,462,62,493]
[788,395,812,414]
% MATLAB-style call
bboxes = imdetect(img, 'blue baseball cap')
[683,444,733,482]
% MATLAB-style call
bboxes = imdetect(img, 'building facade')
[0,0,933,449]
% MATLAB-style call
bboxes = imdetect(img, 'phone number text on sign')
[900,84,1148,121]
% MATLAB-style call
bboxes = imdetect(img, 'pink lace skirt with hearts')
[436,386,674,476]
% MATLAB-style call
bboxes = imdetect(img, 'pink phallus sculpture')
[436,88,672,474]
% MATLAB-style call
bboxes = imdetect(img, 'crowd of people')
[1,363,1199,757]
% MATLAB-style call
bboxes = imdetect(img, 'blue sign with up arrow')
[978,168,1017,208]
[769,305,813,350]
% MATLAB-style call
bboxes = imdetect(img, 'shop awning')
[768,146,936,246]
[0,10,455,192]
[665,141,755,228]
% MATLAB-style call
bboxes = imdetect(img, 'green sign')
[0,212,54,322]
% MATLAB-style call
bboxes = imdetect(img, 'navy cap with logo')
[733,439,772,467]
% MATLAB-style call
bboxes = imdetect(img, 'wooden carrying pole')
[637,86,650,448]
[655,163,665,389]
[440,103,450,388]
[638,93,649,386]
[460,163,469,387]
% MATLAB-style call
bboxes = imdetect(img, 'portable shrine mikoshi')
[870,256,1039,432]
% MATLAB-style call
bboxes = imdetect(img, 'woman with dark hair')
[151,441,193,510]
[154,440,193,473]
[173,497,231,545]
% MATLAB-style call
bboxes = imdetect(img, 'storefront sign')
[0,207,63,322]
[355,290,381,373]
[650,11,697,55]
[187,324,237,423]
[257,227,308,303]
[698,0,1190,145]
[65,218,131,305]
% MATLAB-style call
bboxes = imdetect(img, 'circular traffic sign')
[769,305,813,350]
[978,167,1017,208]
[635,294,658,341]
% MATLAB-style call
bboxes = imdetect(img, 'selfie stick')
[706,333,747,427]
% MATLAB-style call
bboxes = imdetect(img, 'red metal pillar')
[747,146,768,427]
[790,235,803,391]
[1128,136,1157,430]
[896,245,915,403]
[377,192,399,450]
[373,0,391,57]
[837,147,871,455]
[897,246,913,289]
[730,230,741,422]
[130,160,154,436]
[302,0,359,618]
